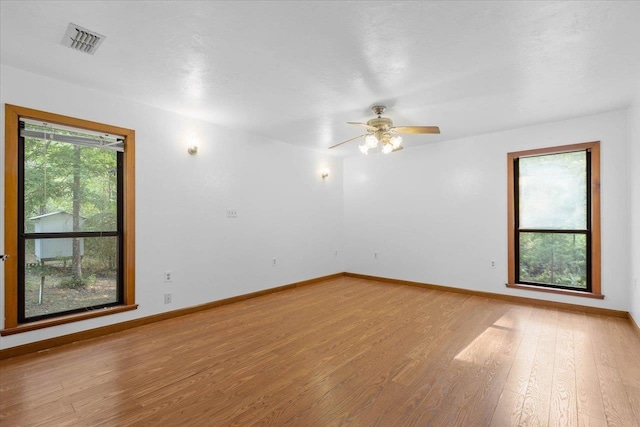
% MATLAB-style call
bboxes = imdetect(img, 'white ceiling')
[2,1,640,155]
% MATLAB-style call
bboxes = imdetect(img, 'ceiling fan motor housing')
[367,117,393,131]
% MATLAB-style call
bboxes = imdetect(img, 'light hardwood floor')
[1,277,639,426]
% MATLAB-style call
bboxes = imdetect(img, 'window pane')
[23,236,119,319]
[23,135,118,233]
[519,151,586,230]
[519,232,587,289]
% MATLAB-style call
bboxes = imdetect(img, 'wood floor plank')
[426,402,469,426]
[578,413,609,427]
[596,362,640,427]
[490,388,526,427]
[0,399,76,426]
[517,308,559,427]
[589,314,619,369]
[304,329,424,426]
[570,311,607,422]
[605,316,640,389]
[1,277,639,426]
[491,304,539,425]
[627,385,640,425]
[548,316,578,426]
[392,300,502,420]
[454,306,526,426]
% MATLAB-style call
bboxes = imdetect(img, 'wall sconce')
[321,169,330,179]
[187,145,198,155]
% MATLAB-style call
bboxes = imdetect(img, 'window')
[3,105,136,334]
[507,142,602,299]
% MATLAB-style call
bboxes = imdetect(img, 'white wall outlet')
[335,250,338,257]
[226,209,238,218]
[164,271,172,282]
[164,293,172,304]
[490,261,496,269]
[272,257,277,266]
[374,251,378,259]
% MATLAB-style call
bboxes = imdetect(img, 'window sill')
[0,304,138,336]
[506,283,604,300]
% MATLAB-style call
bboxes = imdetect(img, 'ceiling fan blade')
[347,122,378,132]
[393,126,440,134]
[392,145,404,152]
[329,134,368,149]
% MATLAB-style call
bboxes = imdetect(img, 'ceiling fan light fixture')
[365,134,378,148]
[390,135,402,149]
[381,143,393,154]
[359,144,369,155]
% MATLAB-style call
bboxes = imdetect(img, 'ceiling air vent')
[61,23,105,55]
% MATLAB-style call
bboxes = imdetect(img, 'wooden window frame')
[2,104,137,336]
[506,141,603,300]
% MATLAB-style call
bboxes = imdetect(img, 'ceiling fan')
[329,106,440,154]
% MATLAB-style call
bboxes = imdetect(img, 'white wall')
[344,110,630,311]
[629,90,640,326]
[0,65,344,349]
